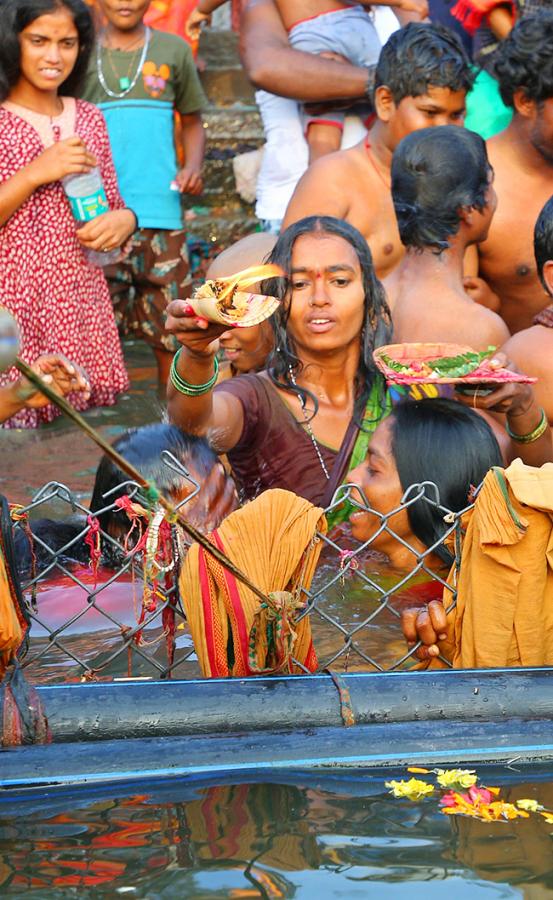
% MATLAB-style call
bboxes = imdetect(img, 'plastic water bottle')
[63,167,120,267]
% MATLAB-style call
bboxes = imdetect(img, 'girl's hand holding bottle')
[76,208,137,254]
[27,136,97,188]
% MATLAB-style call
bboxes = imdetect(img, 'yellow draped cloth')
[429,460,553,668]
[179,489,326,677]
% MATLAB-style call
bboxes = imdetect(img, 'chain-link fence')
[11,459,470,684]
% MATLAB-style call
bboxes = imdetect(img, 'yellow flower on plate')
[386,778,435,800]
[516,799,544,812]
[436,769,477,789]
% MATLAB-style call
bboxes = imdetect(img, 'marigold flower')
[436,769,477,789]
[516,799,543,812]
[385,778,435,800]
[540,811,553,824]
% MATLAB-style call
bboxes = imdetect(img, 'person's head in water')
[495,12,553,164]
[348,399,502,568]
[391,126,496,254]
[373,23,474,151]
[91,424,238,545]
[15,425,238,575]
[534,195,553,296]
[266,216,392,421]
[0,0,94,102]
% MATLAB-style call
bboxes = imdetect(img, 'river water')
[2,767,553,897]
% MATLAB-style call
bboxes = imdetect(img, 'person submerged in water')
[15,423,238,576]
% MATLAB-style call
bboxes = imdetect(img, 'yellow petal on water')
[436,769,477,789]
[407,767,430,774]
[540,811,553,824]
[386,778,435,800]
[516,799,544,812]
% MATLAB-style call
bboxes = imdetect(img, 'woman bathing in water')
[166,215,552,511]
[16,423,238,577]
[348,397,503,570]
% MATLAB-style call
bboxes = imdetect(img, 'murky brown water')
[2,339,164,508]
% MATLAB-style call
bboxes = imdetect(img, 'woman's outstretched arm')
[165,300,245,453]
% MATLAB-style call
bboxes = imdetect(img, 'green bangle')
[506,407,548,443]
[170,348,219,396]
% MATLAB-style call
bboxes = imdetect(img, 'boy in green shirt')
[82,0,207,385]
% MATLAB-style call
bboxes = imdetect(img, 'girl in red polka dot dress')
[0,0,135,428]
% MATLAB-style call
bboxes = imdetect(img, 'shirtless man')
[502,197,553,423]
[477,13,553,334]
[282,24,473,278]
[390,126,510,350]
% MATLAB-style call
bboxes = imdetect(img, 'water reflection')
[2,771,553,897]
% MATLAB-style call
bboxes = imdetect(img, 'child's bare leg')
[306,122,342,163]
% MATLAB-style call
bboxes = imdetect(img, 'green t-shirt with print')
[81,29,207,229]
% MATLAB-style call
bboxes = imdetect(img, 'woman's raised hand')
[165,299,229,357]
[28,136,96,187]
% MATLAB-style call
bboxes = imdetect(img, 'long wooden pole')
[15,358,269,603]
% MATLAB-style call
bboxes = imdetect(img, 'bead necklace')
[289,367,330,481]
[96,26,152,98]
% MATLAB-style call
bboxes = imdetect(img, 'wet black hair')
[534,195,553,292]
[374,22,474,105]
[391,125,492,253]
[90,424,222,536]
[494,12,553,109]
[0,0,94,102]
[264,216,392,423]
[389,398,502,565]
[15,425,231,576]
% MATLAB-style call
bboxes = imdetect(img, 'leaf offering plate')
[373,342,537,385]
[188,264,283,327]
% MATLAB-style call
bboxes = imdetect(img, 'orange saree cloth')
[179,489,326,677]
[429,460,553,668]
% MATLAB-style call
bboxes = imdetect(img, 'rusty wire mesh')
[11,460,470,683]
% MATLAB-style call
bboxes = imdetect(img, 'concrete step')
[188,29,263,249]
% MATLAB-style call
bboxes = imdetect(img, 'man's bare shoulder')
[477,303,511,344]
[504,323,553,359]
[282,141,367,226]
[306,142,367,181]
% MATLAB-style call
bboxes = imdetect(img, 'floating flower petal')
[436,769,477,789]
[516,799,544,812]
[385,778,435,800]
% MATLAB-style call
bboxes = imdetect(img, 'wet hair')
[0,0,94,102]
[534,195,553,292]
[90,425,221,536]
[391,126,492,253]
[265,216,392,422]
[374,22,474,104]
[15,425,228,575]
[389,398,502,565]
[494,12,553,109]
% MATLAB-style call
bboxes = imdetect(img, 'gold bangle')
[506,407,548,443]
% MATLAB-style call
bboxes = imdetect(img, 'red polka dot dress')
[0,99,129,428]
